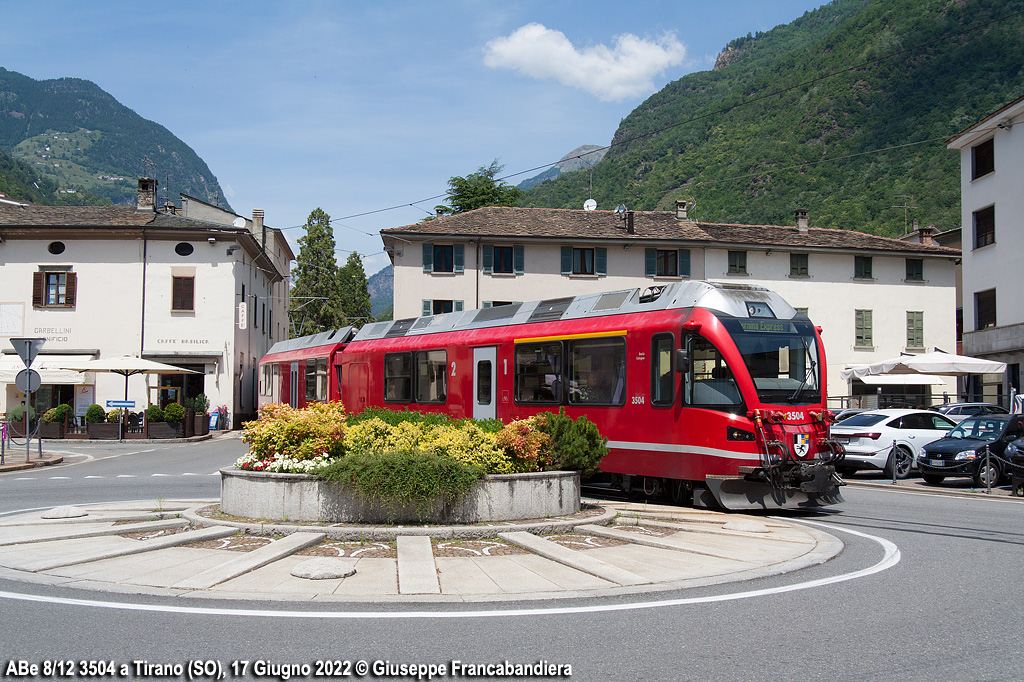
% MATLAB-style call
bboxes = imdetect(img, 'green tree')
[289,208,344,336]
[337,252,373,327]
[435,159,522,216]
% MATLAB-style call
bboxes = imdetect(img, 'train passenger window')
[271,365,279,401]
[384,353,412,402]
[305,358,328,402]
[415,350,447,403]
[684,336,743,412]
[651,334,674,406]
[568,337,626,406]
[477,361,492,405]
[515,342,562,404]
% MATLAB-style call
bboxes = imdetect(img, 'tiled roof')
[381,206,961,256]
[0,203,233,231]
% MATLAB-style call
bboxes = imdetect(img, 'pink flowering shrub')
[494,416,553,473]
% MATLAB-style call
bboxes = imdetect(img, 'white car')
[830,409,957,479]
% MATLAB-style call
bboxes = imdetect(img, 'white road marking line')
[0,521,898,620]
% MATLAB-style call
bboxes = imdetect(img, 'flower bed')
[229,403,606,523]
[220,468,580,524]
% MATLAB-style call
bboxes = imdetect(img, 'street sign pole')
[10,338,45,463]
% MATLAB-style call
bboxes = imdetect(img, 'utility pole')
[891,194,917,233]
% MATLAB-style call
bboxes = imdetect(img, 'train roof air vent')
[385,318,417,337]
[528,297,574,323]
[593,291,632,311]
[473,303,523,323]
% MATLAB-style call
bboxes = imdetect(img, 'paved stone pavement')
[0,500,842,603]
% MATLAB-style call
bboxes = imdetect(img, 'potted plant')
[40,404,71,439]
[7,404,35,437]
[192,393,211,436]
[86,404,119,439]
[151,403,185,438]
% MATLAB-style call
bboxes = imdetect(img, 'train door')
[473,347,497,420]
[349,362,369,413]
[289,362,299,407]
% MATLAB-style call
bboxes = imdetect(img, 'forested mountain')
[521,0,1024,236]
[368,264,394,321]
[0,67,229,209]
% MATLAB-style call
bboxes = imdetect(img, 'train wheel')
[666,479,691,506]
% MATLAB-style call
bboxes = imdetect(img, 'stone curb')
[182,504,621,540]
[0,455,64,473]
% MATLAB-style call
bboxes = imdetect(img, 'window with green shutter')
[855,309,873,348]
[906,311,924,349]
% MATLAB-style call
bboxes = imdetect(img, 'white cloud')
[483,23,685,102]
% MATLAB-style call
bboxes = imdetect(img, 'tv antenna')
[891,194,917,232]
[140,156,156,178]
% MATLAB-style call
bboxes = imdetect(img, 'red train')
[259,281,845,510]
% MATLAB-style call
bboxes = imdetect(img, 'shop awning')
[856,374,947,386]
[0,355,95,385]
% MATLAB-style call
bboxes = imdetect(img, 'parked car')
[917,413,1024,487]
[830,409,957,479]
[928,402,1008,423]
[832,408,869,422]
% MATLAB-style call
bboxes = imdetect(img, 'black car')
[917,414,1024,486]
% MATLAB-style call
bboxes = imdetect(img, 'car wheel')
[973,459,1001,487]
[922,473,945,485]
[885,446,914,480]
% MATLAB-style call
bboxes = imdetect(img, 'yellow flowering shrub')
[242,401,346,462]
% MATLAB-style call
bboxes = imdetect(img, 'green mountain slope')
[0,67,230,209]
[521,0,1024,235]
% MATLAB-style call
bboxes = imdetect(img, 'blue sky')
[1,1,827,275]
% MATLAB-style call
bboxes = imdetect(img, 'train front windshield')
[720,317,822,406]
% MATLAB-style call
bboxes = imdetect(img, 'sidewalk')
[0,500,843,603]
[843,474,1024,498]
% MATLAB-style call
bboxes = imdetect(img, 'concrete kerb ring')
[181,504,622,540]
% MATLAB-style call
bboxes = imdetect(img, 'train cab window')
[385,353,413,402]
[515,342,562,404]
[684,336,743,412]
[651,334,674,406]
[568,337,626,405]
[415,350,447,403]
[305,358,328,402]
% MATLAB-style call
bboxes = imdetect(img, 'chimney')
[676,199,688,220]
[795,208,809,234]
[253,209,265,251]
[626,210,635,235]
[436,208,444,219]
[136,178,157,212]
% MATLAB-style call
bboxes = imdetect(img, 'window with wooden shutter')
[34,270,76,308]
[172,276,195,311]
[974,206,995,249]
[855,309,873,348]
[907,311,924,350]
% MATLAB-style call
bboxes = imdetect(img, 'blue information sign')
[106,400,136,408]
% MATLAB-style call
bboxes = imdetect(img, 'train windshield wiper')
[788,338,816,403]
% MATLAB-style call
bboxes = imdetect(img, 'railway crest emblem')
[793,434,810,457]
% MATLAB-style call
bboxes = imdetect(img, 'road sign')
[106,400,136,409]
[10,338,46,367]
[15,369,41,393]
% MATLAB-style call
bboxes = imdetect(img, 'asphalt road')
[1,438,1022,681]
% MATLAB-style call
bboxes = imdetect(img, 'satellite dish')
[614,204,627,215]
[232,217,246,228]
[583,199,597,212]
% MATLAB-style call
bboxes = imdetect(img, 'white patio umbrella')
[60,356,199,401]
[840,350,1006,381]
